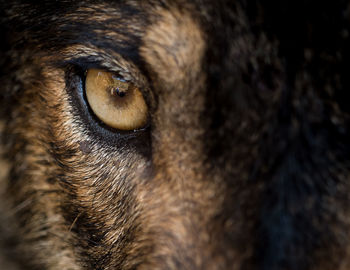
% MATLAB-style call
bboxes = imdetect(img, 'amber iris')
[85,69,148,130]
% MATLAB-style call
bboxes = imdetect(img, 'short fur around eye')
[85,69,148,131]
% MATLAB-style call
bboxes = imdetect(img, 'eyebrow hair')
[42,27,143,68]
[52,46,142,72]
[4,2,146,66]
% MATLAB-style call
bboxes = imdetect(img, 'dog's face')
[1,1,350,270]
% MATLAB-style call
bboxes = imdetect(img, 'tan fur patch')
[141,8,205,86]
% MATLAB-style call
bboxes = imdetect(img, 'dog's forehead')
[140,8,205,88]
[2,1,350,270]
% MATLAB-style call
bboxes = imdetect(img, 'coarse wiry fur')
[1,0,350,269]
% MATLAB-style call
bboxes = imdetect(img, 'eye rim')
[58,55,157,117]
[64,64,152,153]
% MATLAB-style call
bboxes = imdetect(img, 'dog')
[1,0,350,269]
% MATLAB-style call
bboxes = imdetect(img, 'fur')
[1,0,350,269]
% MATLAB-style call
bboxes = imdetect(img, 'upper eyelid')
[51,44,154,102]
[55,45,142,75]
[63,58,109,70]
[59,57,132,79]
[56,55,145,85]
[59,55,155,108]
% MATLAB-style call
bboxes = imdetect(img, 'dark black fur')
[1,1,350,270]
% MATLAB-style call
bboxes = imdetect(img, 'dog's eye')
[85,69,148,131]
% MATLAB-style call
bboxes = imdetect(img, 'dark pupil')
[114,87,126,97]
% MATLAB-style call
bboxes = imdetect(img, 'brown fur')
[1,0,350,270]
